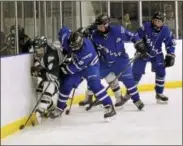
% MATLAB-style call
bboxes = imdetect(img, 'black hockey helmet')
[151,12,165,32]
[33,36,47,48]
[76,27,90,38]
[152,12,165,22]
[32,36,48,58]
[95,13,110,34]
[69,31,84,51]
[95,13,110,26]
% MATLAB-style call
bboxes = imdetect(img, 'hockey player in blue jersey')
[77,26,126,108]
[83,14,146,110]
[58,26,124,109]
[50,29,116,119]
[132,12,176,103]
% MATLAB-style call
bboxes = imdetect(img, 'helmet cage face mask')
[34,47,45,58]
[33,36,47,58]
[95,14,110,33]
[151,12,164,32]
[97,23,109,32]
[152,19,164,31]
[69,39,83,51]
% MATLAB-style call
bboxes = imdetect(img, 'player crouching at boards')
[49,28,116,119]
[132,12,176,104]
[31,36,66,123]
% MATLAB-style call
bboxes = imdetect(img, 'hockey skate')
[35,100,55,124]
[85,98,102,111]
[133,99,144,110]
[49,107,64,119]
[115,94,130,107]
[156,93,168,104]
[92,98,102,106]
[104,104,116,119]
[35,109,44,124]
[79,95,93,106]
[124,91,131,100]
[35,109,52,124]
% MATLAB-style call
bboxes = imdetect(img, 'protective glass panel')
[142,1,176,35]
[178,1,183,39]
[62,1,81,31]
[82,1,108,27]
[1,1,16,56]
[110,1,139,31]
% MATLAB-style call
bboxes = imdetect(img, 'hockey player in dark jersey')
[132,12,176,103]
[31,36,66,123]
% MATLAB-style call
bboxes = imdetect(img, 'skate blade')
[156,100,168,104]
[35,112,42,124]
[104,115,116,123]
[36,112,49,124]
[137,108,145,112]
[78,103,89,107]
[115,106,124,111]
[78,104,88,108]
[85,104,103,111]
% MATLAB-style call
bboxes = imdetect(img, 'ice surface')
[1,88,182,145]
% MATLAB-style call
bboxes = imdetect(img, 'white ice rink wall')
[1,40,182,139]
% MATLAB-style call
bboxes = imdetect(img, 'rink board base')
[1,81,182,140]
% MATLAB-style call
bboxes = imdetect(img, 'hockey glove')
[31,66,46,79]
[62,57,72,66]
[134,40,147,58]
[165,54,175,67]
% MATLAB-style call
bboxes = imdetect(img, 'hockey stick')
[86,53,141,111]
[19,81,51,130]
[107,54,140,90]
[65,88,76,115]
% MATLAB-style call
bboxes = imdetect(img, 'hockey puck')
[19,125,25,130]
[65,110,70,115]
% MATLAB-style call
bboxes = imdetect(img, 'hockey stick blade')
[19,82,51,130]
[65,88,76,115]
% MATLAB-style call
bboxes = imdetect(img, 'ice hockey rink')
[1,88,182,145]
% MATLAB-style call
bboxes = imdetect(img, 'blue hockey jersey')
[61,33,99,75]
[58,26,72,46]
[91,25,141,64]
[137,22,176,58]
